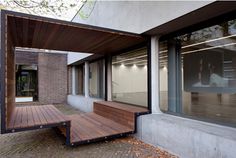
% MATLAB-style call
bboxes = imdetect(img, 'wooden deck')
[59,101,149,146]
[7,105,70,135]
[68,113,133,144]
[5,102,149,146]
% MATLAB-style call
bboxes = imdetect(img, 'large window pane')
[77,65,84,95]
[159,41,168,111]
[89,59,105,98]
[160,18,236,126]
[112,48,148,107]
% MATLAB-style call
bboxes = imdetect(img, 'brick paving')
[0,104,177,158]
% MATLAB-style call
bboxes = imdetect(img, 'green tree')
[0,0,87,20]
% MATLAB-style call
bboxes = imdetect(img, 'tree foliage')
[0,0,86,20]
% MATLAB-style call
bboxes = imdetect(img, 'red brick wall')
[15,51,68,104]
[38,53,67,104]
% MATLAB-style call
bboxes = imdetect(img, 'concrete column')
[151,36,162,113]
[84,61,89,98]
[72,66,76,95]
[106,56,112,101]
[72,66,79,95]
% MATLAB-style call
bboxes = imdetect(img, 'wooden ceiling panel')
[5,11,147,55]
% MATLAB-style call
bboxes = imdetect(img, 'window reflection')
[159,18,236,125]
[77,65,84,95]
[112,48,148,107]
[89,59,105,98]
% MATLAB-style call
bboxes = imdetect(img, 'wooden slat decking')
[7,105,70,132]
[5,102,148,146]
[59,101,149,146]
[68,113,133,144]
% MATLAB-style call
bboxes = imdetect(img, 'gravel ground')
[0,104,177,158]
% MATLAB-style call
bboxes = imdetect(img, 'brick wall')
[15,51,38,65]
[38,53,67,104]
[15,51,68,104]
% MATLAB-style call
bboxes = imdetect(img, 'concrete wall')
[73,1,214,34]
[136,114,236,158]
[67,95,103,112]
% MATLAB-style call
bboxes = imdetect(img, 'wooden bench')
[60,101,149,146]
[94,101,149,131]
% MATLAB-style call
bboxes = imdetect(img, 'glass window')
[159,18,236,126]
[89,59,105,98]
[112,48,148,107]
[15,65,38,101]
[77,65,84,95]
[159,41,168,111]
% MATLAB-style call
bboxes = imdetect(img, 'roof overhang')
[144,1,236,38]
[2,10,147,55]
[0,10,147,133]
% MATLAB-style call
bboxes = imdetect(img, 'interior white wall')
[73,1,214,34]
[159,68,168,91]
[112,65,147,93]
[89,62,98,96]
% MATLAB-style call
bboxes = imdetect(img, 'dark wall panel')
[5,22,15,126]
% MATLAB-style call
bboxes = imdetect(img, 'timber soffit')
[2,9,147,55]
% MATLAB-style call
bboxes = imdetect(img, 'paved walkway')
[0,104,177,158]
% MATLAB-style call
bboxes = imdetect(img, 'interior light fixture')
[124,59,147,65]
[163,65,167,70]
[113,54,147,64]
